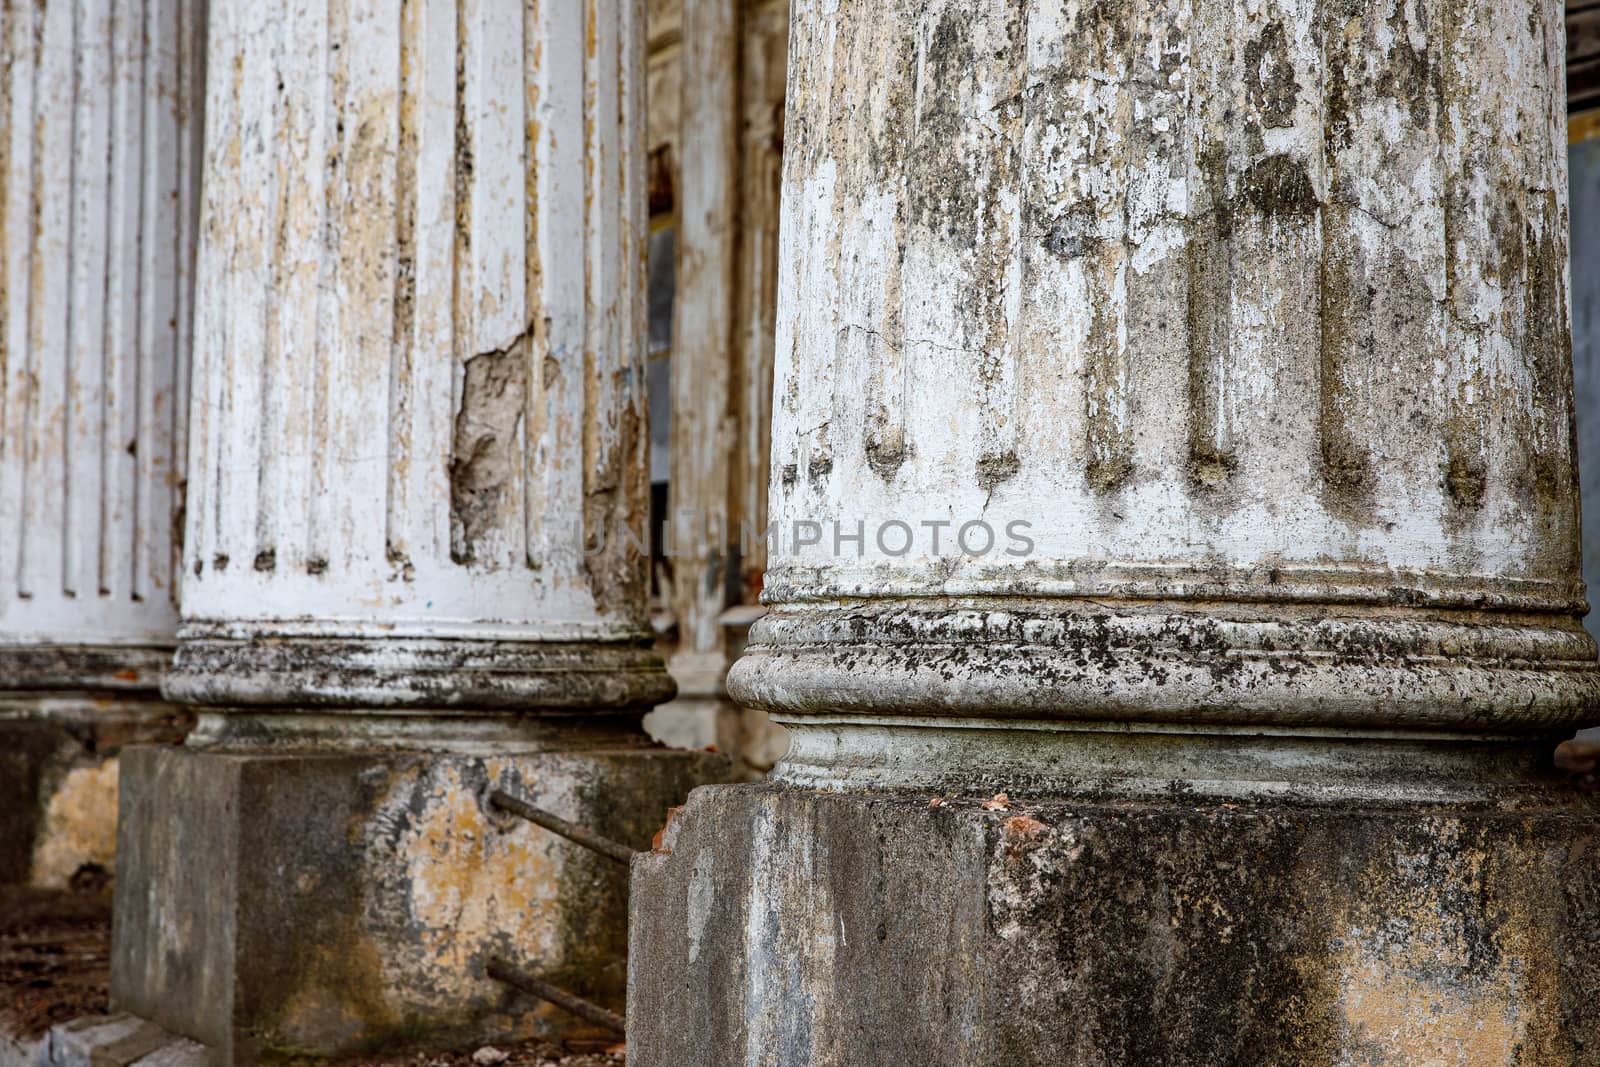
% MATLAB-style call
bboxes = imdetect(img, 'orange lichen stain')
[379,764,564,1001]
[1334,958,1521,1065]
[31,759,119,888]
[1001,814,1049,852]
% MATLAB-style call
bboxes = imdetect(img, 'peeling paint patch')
[450,337,530,565]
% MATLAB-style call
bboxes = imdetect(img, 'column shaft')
[668,0,742,692]
[166,0,670,735]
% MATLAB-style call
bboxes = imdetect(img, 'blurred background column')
[1567,0,1600,746]
[0,0,204,889]
[639,0,791,776]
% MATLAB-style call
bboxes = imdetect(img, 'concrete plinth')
[112,743,725,1062]
[630,784,1600,1067]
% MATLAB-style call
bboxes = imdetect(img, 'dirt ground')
[0,887,624,1066]
[276,1041,624,1067]
[0,884,113,1041]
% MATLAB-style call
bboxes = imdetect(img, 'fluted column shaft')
[170,0,668,741]
[729,0,1598,797]
[0,0,203,687]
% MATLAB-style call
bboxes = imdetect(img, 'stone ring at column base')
[764,716,1592,805]
[727,598,1600,787]
[163,631,676,711]
[181,707,667,754]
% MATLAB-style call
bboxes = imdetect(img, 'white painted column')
[0,0,204,689]
[729,0,1599,797]
[169,0,668,745]
[668,0,741,697]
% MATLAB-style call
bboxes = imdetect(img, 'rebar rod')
[487,789,636,866]
[486,956,627,1036]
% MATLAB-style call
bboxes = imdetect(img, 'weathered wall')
[0,702,190,887]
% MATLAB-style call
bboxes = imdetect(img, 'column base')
[769,718,1587,805]
[730,595,1600,734]
[110,743,728,1062]
[629,783,1600,1067]
[0,697,190,888]
[163,634,676,712]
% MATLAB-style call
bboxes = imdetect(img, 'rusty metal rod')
[486,956,627,1037]
[487,789,636,867]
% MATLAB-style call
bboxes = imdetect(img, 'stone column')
[0,0,203,887]
[655,0,791,777]
[110,0,724,1057]
[659,0,742,747]
[630,0,1600,1063]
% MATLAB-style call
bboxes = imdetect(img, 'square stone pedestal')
[629,784,1600,1067]
[111,744,727,1062]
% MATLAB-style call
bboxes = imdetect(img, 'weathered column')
[654,0,791,777]
[0,0,203,887]
[658,0,741,749]
[110,0,724,1058]
[630,0,1600,1063]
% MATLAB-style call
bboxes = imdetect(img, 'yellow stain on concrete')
[1326,824,1571,1066]
[30,758,119,888]
[381,762,564,1002]
[1334,957,1522,1066]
